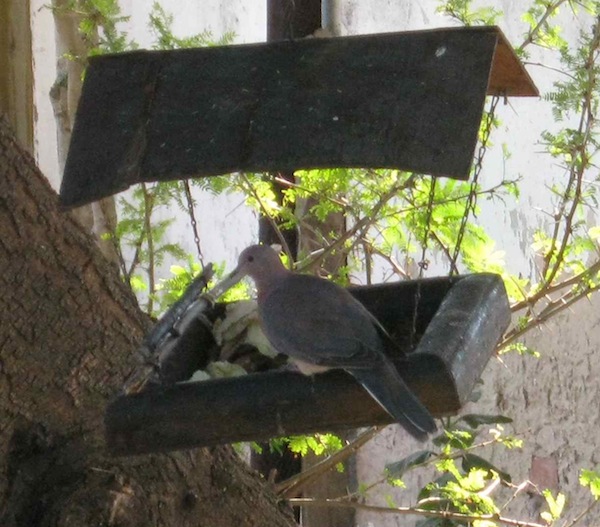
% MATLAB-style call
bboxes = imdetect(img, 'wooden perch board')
[61,26,537,208]
[105,273,510,455]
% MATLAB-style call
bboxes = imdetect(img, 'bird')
[211,244,436,440]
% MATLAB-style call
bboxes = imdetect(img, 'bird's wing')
[259,274,386,369]
[346,289,408,360]
[260,274,436,440]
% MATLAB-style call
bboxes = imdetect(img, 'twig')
[501,282,600,350]
[517,0,568,52]
[431,231,459,275]
[521,61,576,80]
[273,175,349,209]
[284,498,547,527]
[296,177,418,274]
[275,427,384,498]
[500,480,532,511]
[538,17,600,287]
[346,433,518,501]
[511,258,600,312]
[365,242,410,279]
[238,173,293,266]
[561,498,600,527]
[377,178,521,223]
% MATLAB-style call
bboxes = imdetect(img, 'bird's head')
[207,245,288,299]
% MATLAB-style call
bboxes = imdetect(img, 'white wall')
[31,0,59,188]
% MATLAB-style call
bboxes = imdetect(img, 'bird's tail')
[349,359,436,441]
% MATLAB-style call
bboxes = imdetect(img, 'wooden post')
[255,0,323,507]
[260,0,323,254]
[0,0,34,152]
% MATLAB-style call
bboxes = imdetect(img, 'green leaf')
[432,428,475,450]
[580,469,600,499]
[386,450,436,479]
[499,342,540,358]
[418,472,457,502]
[169,264,187,276]
[459,468,489,492]
[461,453,512,483]
[542,489,566,521]
[129,275,148,292]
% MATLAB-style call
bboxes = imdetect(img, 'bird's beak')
[205,267,244,301]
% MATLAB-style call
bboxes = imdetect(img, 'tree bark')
[0,114,296,527]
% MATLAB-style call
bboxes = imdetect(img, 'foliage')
[50,0,137,57]
[225,0,600,360]
[148,2,234,49]
[271,434,344,459]
[436,0,502,26]
[55,0,600,525]
[57,1,235,314]
[580,469,600,500]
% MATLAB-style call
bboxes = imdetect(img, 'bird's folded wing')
[259,276,386,368]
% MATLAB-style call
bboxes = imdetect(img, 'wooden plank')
[61,27,523,208]
[105,273,510,455]
[489,31,539,97]
[0,0,34,152]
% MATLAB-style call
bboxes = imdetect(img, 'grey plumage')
[214,244,436,440]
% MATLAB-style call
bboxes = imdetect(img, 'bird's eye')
[247,255,254,262]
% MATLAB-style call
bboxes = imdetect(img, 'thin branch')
[382,178,520,221]
[366,242,410,279]
[275,426,383,498]
[296,176,419,274]
[238,173,293,266]
[273,175,349,209]
[107,222,128,278]
[511,258,600,312]
[285,498,547,527]
[500,480,533,511]
[521,61,577,80]
[538,18,600,287]
[561,498,600,527]
[431,231,459,275]
[345,435,519,502]
[517,0,568,52]
[501,282,600,350]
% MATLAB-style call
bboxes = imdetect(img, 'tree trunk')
[0,114,296,527]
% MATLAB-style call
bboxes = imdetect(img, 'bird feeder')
[106,274,510,455]
[57,26,536,455]
[59,26,537,209]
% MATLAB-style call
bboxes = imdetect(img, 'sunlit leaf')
[461,453,511,483]
[580,469,600,499]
